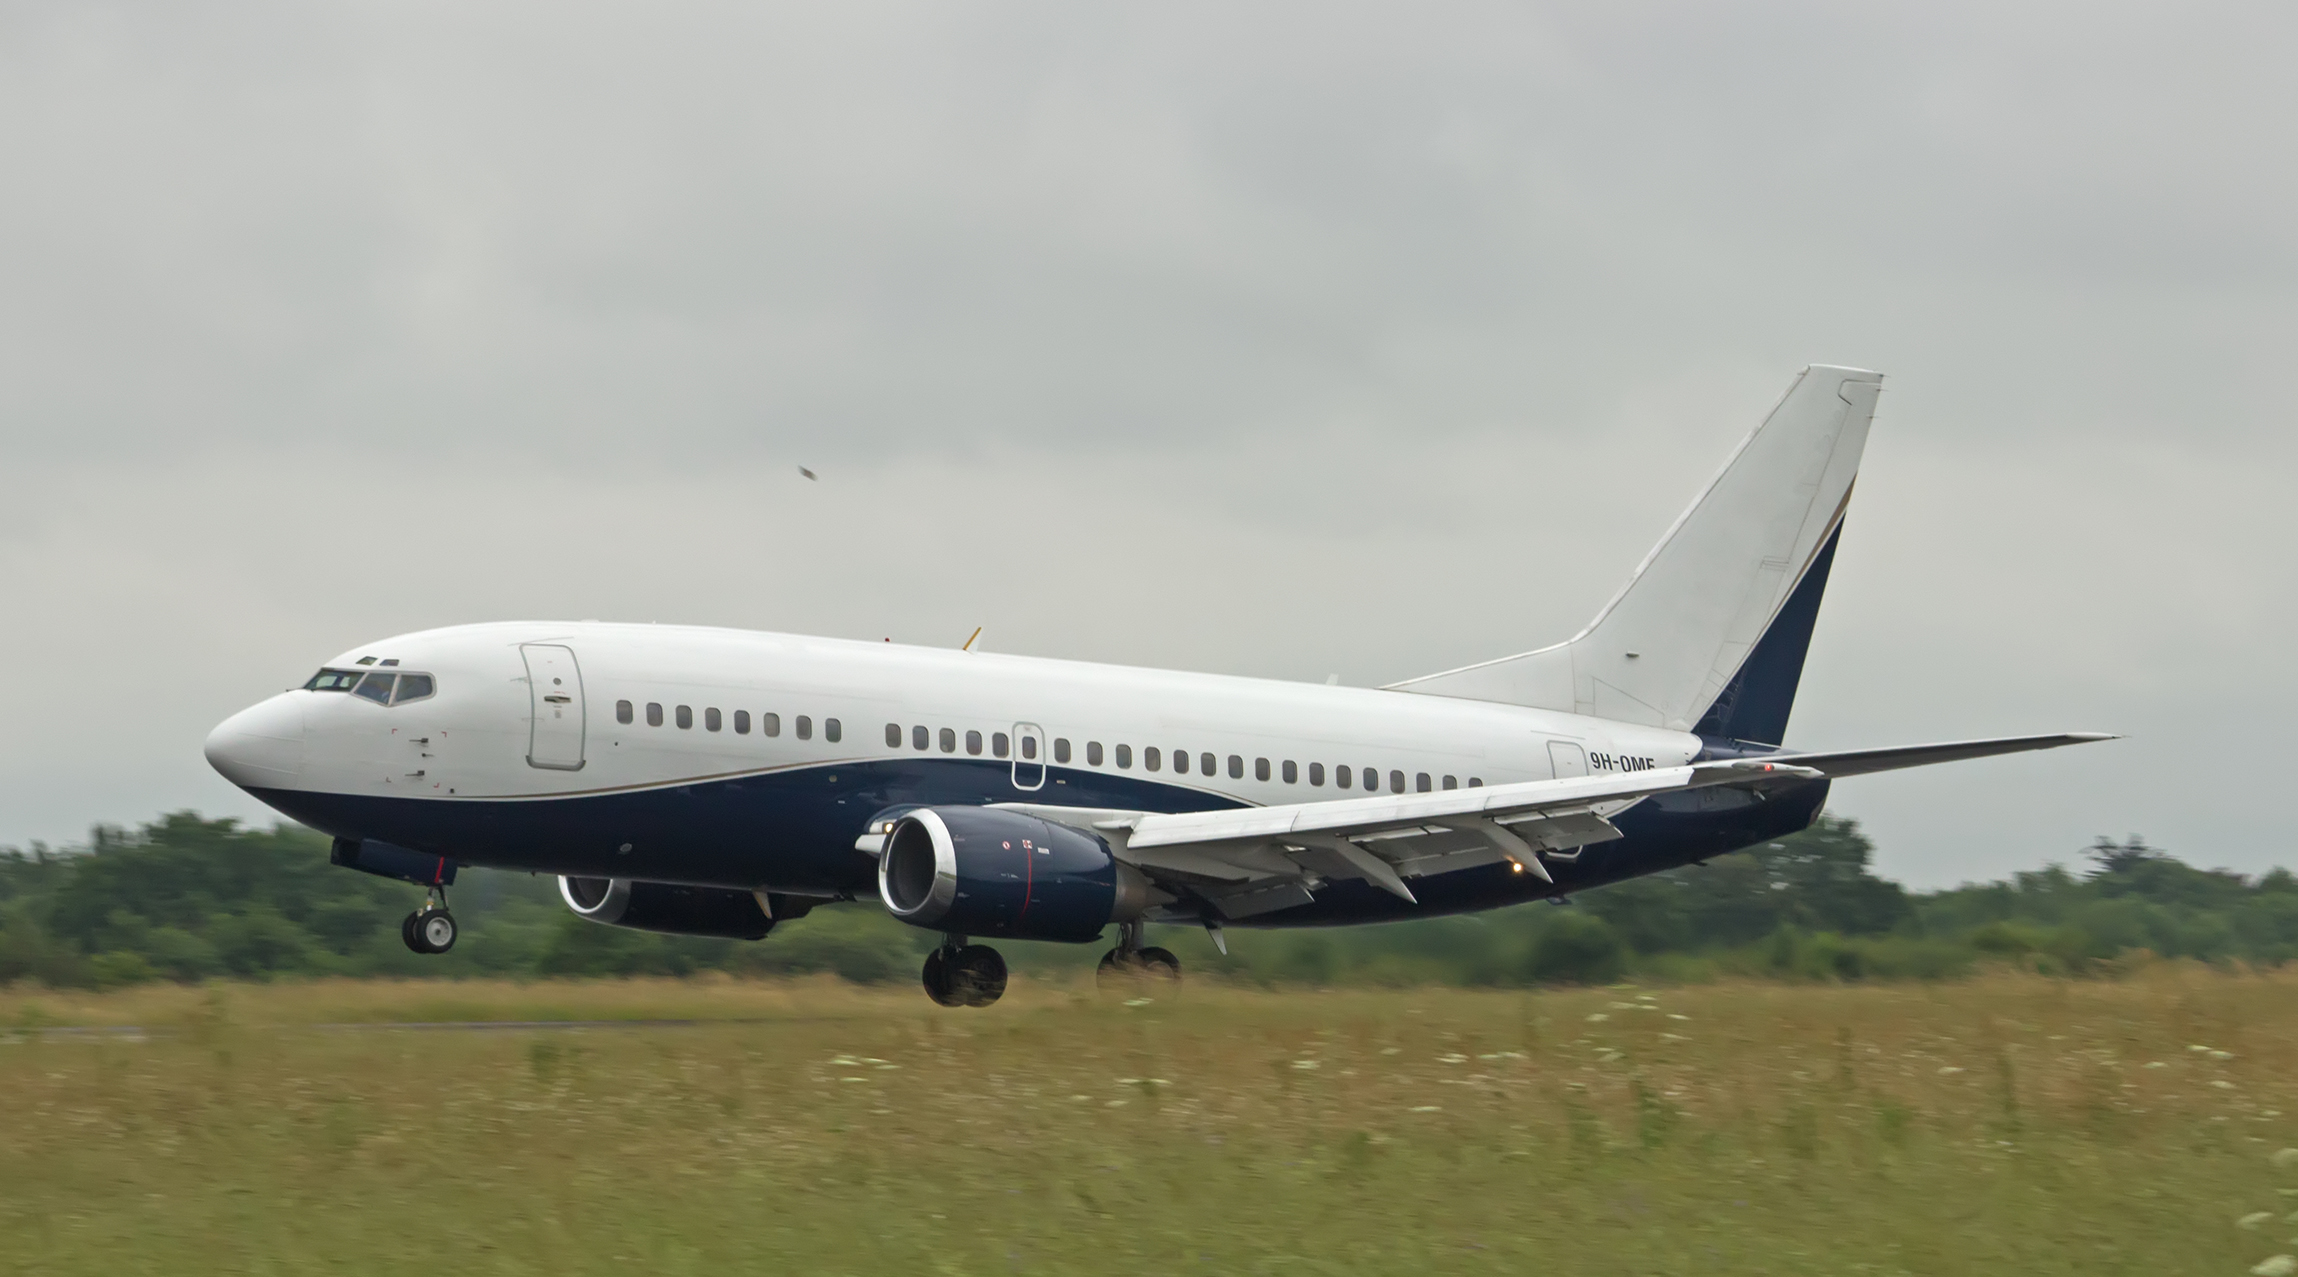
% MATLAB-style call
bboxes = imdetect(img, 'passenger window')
[1335,765,1350,789]
[705,708,722,732]
[1415,772,1430,793]
[1222,754,1237,778]
[1442,775,1457,790]
[1308,762,1323,786]
[913,725,929,750]
[966,730,983,756]
[1469,777,1483,787]
[1145,747,1161,771]
[826,718,841,743]
[353,672,395,704]
[1282,760,1297,784]
[1021,736,1037,760]
[1254,758,1270,781]
[939,727,956,753]
[763,713,781,737]
[1087,741,1103,766]
[1114,744,1131,769]
[647,702,664,727]
[675,705,693,729]
[886,722,901,747]
[735,710,751,734]
[1054,738,1071,763]
[1173,750,1188,774]
[391,674,434,704]
[993,733,1009,758]
[616,699,635,725]
[796,715,812,740]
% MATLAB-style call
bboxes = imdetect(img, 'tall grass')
[1,969,2291,1275]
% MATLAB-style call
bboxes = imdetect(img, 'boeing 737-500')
[204,366,2111,1005]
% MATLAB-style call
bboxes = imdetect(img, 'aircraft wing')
[990,730,2115,920]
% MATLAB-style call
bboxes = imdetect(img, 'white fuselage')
[206,621,1702,893]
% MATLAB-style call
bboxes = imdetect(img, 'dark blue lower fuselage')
[252,762,1828,930]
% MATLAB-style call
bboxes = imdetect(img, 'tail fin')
[1388,365,1883,744]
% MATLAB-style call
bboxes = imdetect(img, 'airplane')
[204,365,2111,1006]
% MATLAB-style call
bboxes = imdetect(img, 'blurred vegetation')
[1,811,2293,989]
[3,974,2295,1273]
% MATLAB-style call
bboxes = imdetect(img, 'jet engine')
[557,877,796,940]
[877,807,1157,943]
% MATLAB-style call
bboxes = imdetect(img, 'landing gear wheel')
[1136,946,1182,983]
[951,945,1008,1007]
[1097,945,1181,994]
[922,948,964,1007]
[404,908,456,954]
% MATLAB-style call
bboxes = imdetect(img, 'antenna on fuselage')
[962,627,983,652]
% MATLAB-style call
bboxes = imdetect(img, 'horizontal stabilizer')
[1726,732,2120,779]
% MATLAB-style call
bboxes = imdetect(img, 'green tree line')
[2,812,2294,988]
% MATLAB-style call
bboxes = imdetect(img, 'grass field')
[2,970,2295,1275]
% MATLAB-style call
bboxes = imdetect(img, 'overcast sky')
[2,1,2292,889]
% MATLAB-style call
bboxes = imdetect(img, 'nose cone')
[205,693,306,789]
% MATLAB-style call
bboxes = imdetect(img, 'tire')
[416,909,457,954]
[952,945,1008,1008]
[1136,946,1182,983]
[921,949,964,1007]
[401,911,426,954]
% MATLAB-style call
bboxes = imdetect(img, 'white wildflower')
[2213,1050,2237,1061]
[1587,1013,1609,1022]
[2243,1212,2275,1230]
[1291,1059,1321,1070]
[1938,1066,1965,1075]
[2143,1061,2168,1069]
[1438,1053,1468,1064]
[2249,1255,2294,1277]
[1379,1047,1402,1056]
[2215,1080,2239,1089]
[2191,1044,2214,1053]
[1668,1014,1692,1021]
[1409,1105,1441,1113]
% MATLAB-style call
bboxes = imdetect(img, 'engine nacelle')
[558,877,780,940]
[877,807,1155,943]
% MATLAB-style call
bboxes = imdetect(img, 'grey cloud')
[0,0,2291,886]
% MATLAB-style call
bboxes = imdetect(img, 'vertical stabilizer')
[1388,365,1881,739]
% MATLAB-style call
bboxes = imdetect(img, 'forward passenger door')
[522,644,587,771]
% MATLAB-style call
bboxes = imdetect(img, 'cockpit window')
[313,666,436,704]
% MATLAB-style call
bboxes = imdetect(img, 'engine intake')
[557,877,782,940]
[878,807,1156,943]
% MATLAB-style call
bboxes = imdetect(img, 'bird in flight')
[798,466,818,481]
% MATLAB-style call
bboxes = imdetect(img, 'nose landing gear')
[922,937,1007,1007]
[401,887,457,955]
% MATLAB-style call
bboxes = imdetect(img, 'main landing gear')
[922,936,1007,1008]
[1096,921,1180,993]
[401,887,457,955]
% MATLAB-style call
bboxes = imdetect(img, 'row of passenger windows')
[608,698,1477,792]
[615,700,842,742]
[883,723,1480,792]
